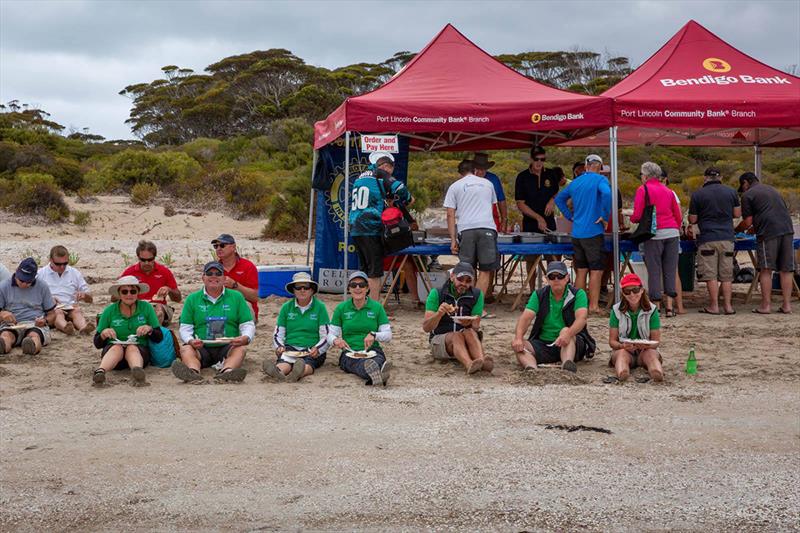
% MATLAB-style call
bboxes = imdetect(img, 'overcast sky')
[2,0,798,140]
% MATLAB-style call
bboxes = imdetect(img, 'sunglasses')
[212,243,228,249]
[138,256,155,262]
[53,261,68,267]
[294,285,313,291]
[119,289,139,295]
[622,286,642,295]
[349,282,368,289]
[204,270,224,277]
[547,273,567,281]
[533,157,546,162]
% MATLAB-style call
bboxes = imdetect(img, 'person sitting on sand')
[0,262,11,284]
[264,272,330,383]
[422,261,492,375]
[608,273,664,382]
[37,245,94,335]
[511,261,595,373]
[0,258,57,356]
[92,276,162,387]
[121,240,182,326]
[212,233,260,322]
[171,261,254,384]
[328,271,392,386]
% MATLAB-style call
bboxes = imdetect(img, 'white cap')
[368,152,395,165]
[585,154,603,165]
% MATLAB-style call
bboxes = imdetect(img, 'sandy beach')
[1,197,798,531]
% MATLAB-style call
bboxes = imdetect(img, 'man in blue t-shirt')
[349,152,412,297]
[555,154,612,314]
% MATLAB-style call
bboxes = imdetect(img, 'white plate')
[2,323,36,330]
[110,339,139,345]
[280,350,309,363]
[451,315,478,325]
[346,350,378,359]
[202,337,236,345]
[55,304,75,311]
[620,338,658,347]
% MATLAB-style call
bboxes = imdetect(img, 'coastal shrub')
[225,170,273,217]
[72,210,91,229]
[182,137,221,162]
[0,172,69,220]
[130,182,160,205]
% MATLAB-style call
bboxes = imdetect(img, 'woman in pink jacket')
[630,161,683,314]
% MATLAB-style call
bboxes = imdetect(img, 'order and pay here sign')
[360,135,399,153]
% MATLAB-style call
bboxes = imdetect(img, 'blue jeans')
[339,348,386,384]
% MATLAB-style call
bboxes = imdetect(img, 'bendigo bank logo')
[530,113,541,124]
[702,58,732,73]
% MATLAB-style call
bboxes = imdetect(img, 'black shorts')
[757,234,795,272]
[198,344,234,368]
[573,235,607,270]
[530,337,588,364]
[100,343,151,369]
[353,235,385,278]
[458,228,500,271]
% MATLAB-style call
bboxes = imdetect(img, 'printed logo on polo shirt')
[366,311,376,319]
[111,318,125,327]
[288,312,298,320]
[702,57,731,73]
[344,311,355,320]
[309,313,318,320]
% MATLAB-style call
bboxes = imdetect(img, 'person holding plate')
[422,262,491,374]
[92,275,162,386]
[265,272,330,382]
[328,271,392,386]
[0,258,56,356]
[172,261,255,383]
[608,273,664,382]
[511,261,595,372]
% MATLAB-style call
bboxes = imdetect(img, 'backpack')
[376,177,414,254]
[148,326,179,368]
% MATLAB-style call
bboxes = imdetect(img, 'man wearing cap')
[265,272,330,382]
[511,261,595,372]
[445,159,499,295]
[212,234,260,321]
[172,261,255,383]
[422,262,491,374]
[121,240,182,326]
[736,173,795,314]
[688,168,741,315]
[37,245,94,335]
[350,152,412,298]
[555,154,612,314]
[0,258,57,356]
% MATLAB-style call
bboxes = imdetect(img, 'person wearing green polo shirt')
[328,271,392,386]
[171,261,255,383]
[92,275,162,387]
[512,261,595,373]
[264,272,330,383]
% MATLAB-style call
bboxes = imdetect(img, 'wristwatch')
[232,281,239,289]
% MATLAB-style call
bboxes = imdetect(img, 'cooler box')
[258,265,311,298]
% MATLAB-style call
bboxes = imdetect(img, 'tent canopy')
[314,24,613,151]
[565,20,800,147]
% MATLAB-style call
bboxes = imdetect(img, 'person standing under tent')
[555,154,612,315]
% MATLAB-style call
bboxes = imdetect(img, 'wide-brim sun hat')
[108,275,150,298]
[285,271,318,294]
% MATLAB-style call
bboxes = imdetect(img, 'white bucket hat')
[108,275,150,298]
[285,272,318,294]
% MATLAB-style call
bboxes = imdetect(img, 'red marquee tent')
[565,20,800,149]
[313,24,613,151]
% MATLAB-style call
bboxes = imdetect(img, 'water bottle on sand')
[685,345,697,375]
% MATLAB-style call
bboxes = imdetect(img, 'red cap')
[620,273,643,289]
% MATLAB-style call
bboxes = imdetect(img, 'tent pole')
[305,149,318,267]
[343,132,351,299]
[754,144,762,176]
[610,126,621,304]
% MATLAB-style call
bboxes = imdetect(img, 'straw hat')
[285,272,318,294]
[108,275,150,298]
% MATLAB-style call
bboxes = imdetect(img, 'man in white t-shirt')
[444,159,499,294]
[36,245,94,335]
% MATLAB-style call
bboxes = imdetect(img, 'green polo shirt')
[97,300,160,346]
[424,283,485,316]
[526,289,588,342]
[277,297,330,348]
[179,288,253,340]
[331,297,389,350]
[609,308,661,340]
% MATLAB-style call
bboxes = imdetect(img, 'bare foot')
[467,359,483,375]
[650,369,664,382]
[618,369,630,381]
[482,356,494,373]
[63,322,75,335]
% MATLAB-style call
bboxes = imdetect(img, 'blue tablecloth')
[393,237,799,257]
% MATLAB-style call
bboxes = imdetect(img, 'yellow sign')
[702,58,732,73]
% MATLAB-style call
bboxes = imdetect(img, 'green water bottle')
[685,345,697,375]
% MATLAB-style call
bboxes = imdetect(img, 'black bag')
[630,183,656,244]
[377,176,414,254]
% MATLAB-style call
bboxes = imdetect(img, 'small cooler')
[258,265,311,298]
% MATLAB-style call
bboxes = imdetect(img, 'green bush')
[130,182,160,205]
[225,170,274,216]
[182,137,222,162]
[0,172,69,220]
[85,149,202,192]
[72,210,91,229]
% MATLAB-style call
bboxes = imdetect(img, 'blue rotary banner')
[312,134,409,292]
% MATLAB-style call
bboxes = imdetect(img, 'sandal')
[698,307,719,315]
[636,375,652,383]
[664,309,676,318]
[92,368,106,385]
[603,375,619,384]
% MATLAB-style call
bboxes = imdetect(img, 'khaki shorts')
[0,325,52,347]
[430,333,454,360]
[696,240,735,282]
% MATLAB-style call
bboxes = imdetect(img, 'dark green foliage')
[0,172,70,221]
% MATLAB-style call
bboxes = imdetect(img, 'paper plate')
[280,351,309,363]
[2,323,36,330]
[451,315,478,324]
[620,338,658,346]
[55,304,75,311]
[346,350,377,359]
